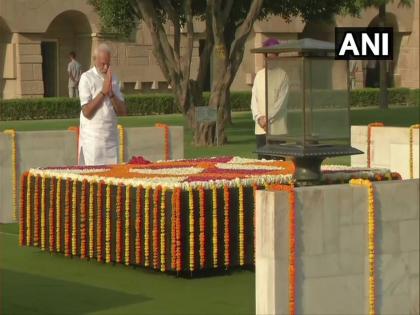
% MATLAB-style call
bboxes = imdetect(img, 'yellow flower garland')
[56,178,61,252]
[211,184,218,268]
[88,182,94,259]
[160,187,167,272]
[80,180,87,259]
[125,186,131,266]
[238,183,245,266]
[144,186,151,267]
[34,176,40,247]
[135,186,142,265]
[72,180,77,256]
[188,187,195,272]
[40,177,46,251]
[117,124,125,163]
[409,124,420,179]
[64,178,71,257]
[105,184,111,263]
[350,179,376,315]
[26,173,32,246]
[116,185,123,264]
[3,129,17,221]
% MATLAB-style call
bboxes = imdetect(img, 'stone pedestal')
[256,180,419,315]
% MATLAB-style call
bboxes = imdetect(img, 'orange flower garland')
[350,179,376,315]
[34,175,41,247]
[71,180,77,256]
[155,123,170,160]
[135,186,142,265]
[238,183,245,266]
[26,173,32,246]
[116,184,123,263]
[170,189,177,270]
[211,184,218,268]
[144,187,151,267]
[223,185,230,269]
[48,177,56,252]
[198,186,206,269]
[367,122,384,168]
[97,181,103,262]
[409,124,420,179]
[160,187,167,272]
[55,178,61,253]
[175,187,182,272]
[105,184,112,263]
[252,183,257,264]
[40,177,47,250]
[188,187,195,272]
[269,184,296,315]
[64,178,71,257]
[80,179,88,259]
[152,186,161,269]
[125,185,131,266]
[3,129,17,221]
[19,172,29,246]
[88,182,94,259]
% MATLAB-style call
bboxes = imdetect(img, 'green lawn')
[0,106,419,315]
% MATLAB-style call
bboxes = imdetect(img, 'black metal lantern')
[251,38,362,185]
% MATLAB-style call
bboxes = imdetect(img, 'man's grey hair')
[93,43,111,57]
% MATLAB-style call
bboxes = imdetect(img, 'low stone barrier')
[256,179,419,315]
[0,126,183,223]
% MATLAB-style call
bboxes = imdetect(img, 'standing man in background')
[78,43,127,166]
[67,51,82,98]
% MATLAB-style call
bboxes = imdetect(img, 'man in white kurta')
[251,38,289,159]
[78,43,127,166]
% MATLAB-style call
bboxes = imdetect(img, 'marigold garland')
[252,183,257,264]
[350,179,376,315]
[152,186,161,269]
[34,175,41,247]
[26,173,32,246]
[71,180,77,256]
[269,184,296,315]
[64,178,71,257]
[170,189,177,270]
[367,122,384,168]
[175,187,182,272]
[238,183,245,266]
[56,178,61,252]
[188,186,195,272]
[160,187,167,272]
[88,181,94,259]
[135,186,142,265]
[117,124,125,163]
[409,124,420,179]
[19,172,28,246]
[211,184,218,268]
[97,181,104,262]
[125,185,131,266]
[155,123,170,160]
[49,177,56,252]
[3,129,17,221]
[144,186,151,267]
[105,184,112,263]
[80,180,88,259]
[116,184,123,263]
[198,186,206,269]
[40,177,47,250]
[223,185,230,269]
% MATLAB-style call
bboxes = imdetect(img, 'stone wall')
[351,126,419,179]
[256,180,419,315]
[0,126,184,223]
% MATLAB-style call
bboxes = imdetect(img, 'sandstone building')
[0,0,418,99]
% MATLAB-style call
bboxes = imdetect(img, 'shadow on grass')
[0,268,149,315]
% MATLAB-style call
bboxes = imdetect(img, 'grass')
[0,106,418,314]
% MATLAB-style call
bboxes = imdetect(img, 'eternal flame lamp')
[251,38,362,185]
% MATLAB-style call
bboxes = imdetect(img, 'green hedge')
[0,88,418,121]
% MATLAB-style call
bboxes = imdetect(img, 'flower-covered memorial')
[19,156,399,274]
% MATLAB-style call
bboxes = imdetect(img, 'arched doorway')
[365,13,399,88]
[43,10,92,97]
[0,17,12,99]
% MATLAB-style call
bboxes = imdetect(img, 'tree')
[89,0,359,145]
[359,0,412,109]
